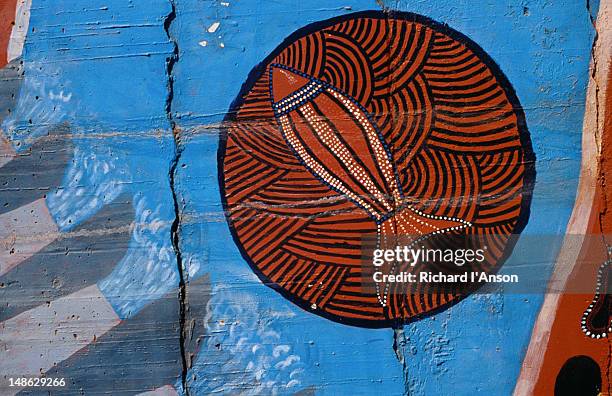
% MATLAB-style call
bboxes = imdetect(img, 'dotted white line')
[329,89,401,203]
[279,115,380,220]
[300,103,393,213]
[273,82,321,112]
[375,207,472,307]
[580,259,610,339]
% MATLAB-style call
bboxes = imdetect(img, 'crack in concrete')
[587,0,601,154]
[586,3,612,393]
[586,1,612,276]
[163,1,190,394]
[381,7,413,393]
[587,0,612,260]
[392,327,411,396]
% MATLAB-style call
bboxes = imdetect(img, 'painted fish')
[269,64,472,311]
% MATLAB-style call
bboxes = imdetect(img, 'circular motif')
[219,11,535,327]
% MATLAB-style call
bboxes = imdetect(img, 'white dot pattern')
[580,258,610,339]
[299,102,393,213]
[329,89,401,203]
[278,114,380,219]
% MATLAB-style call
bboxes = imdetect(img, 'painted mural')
[0,0,610,395]
[220,12,535,327]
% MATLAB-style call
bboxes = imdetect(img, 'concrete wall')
[0,1,605,395]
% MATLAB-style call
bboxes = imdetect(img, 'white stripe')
[0,285,121,380]
[137,385,179,396]
[0,198,59,276]
[7,0,32,62]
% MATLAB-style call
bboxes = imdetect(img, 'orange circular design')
[219,11,535,327]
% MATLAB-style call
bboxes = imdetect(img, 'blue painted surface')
[3,1,173,138]
[3,0,594,394]
[3,0,181,319]
[387,1,593,393]
[172,1,593,394]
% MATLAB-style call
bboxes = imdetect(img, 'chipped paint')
[207,21,220,33]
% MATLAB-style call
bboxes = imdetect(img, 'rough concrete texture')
[0,0,606,395]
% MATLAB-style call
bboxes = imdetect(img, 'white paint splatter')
[182,287,305,395]
[207,22,220,33]
[49,90,73,102]
[97,194,179,318]
[198,40,208,47]
[1,61,78,148]
[46,145,129,231]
